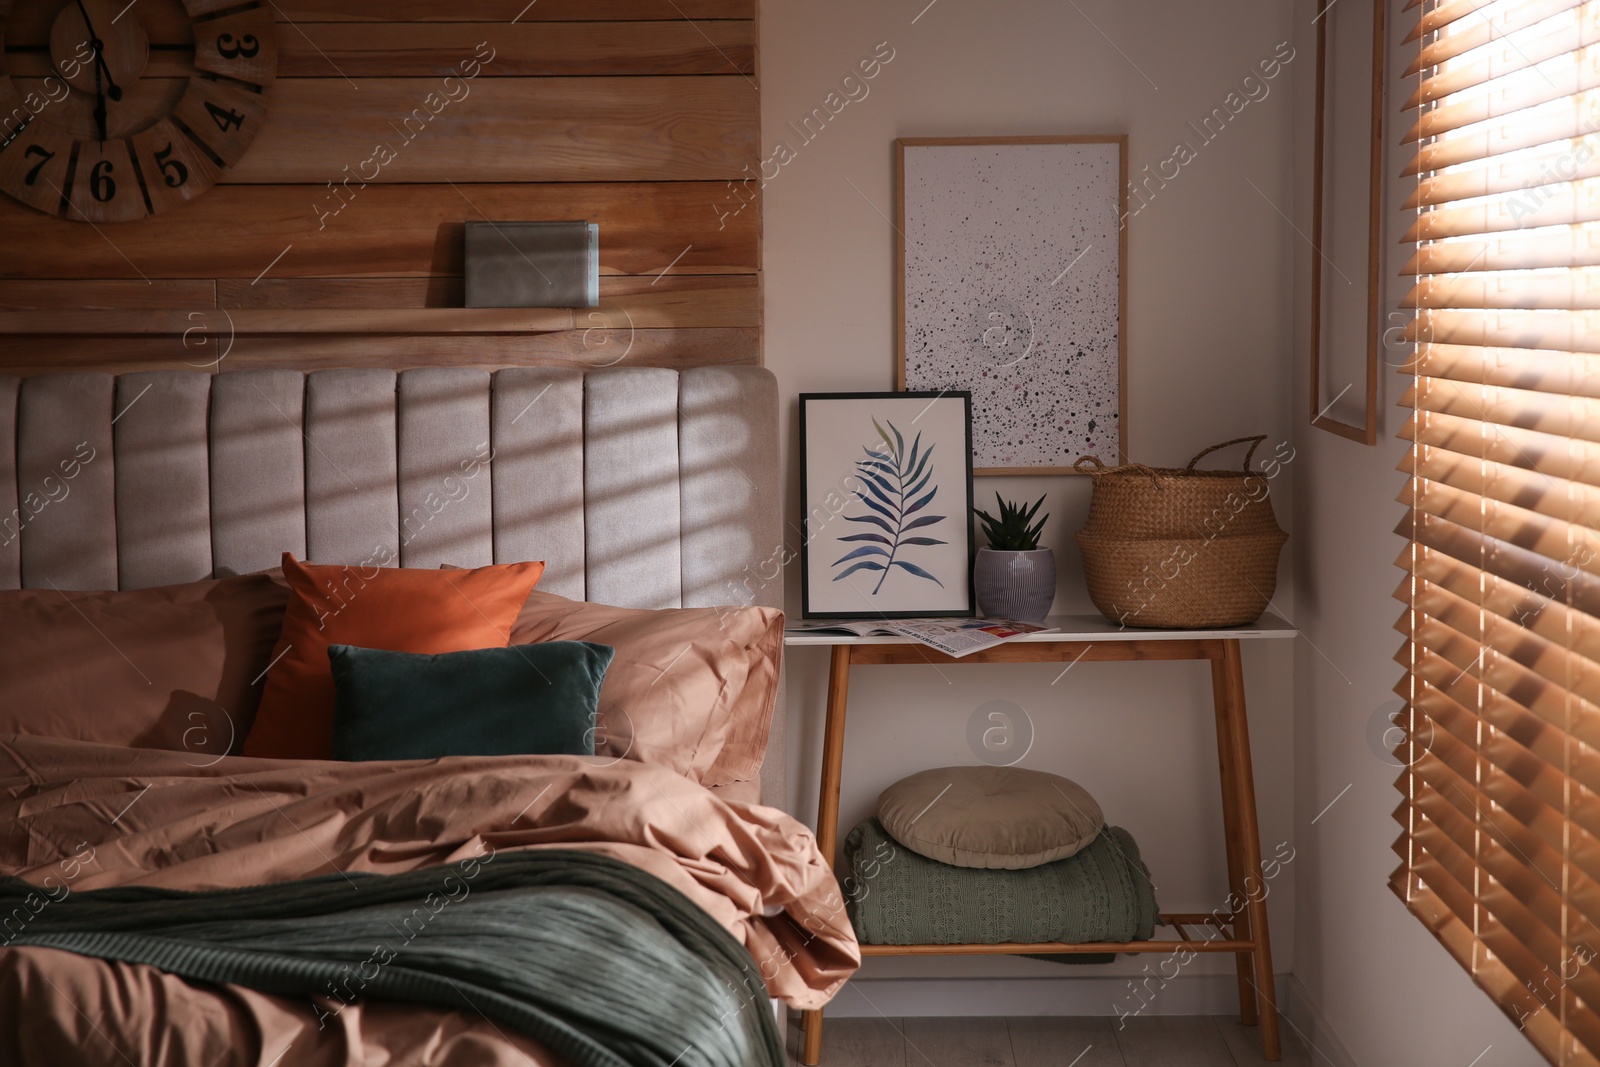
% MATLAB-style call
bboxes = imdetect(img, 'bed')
[0,366,858,1066]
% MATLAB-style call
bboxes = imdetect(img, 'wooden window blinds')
[1396,0,1600,1061]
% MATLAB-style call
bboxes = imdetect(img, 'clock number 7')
[22,145,53,187]
[154,143,188,188]
[204,102,246,134]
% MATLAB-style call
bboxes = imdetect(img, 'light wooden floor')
[787,1015,1314,1067]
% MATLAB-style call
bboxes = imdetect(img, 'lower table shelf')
[857,914,1255,956]
[790,623,1295,1064]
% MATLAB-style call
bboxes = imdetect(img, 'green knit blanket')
[1,849,780,1067]
[844,818,1159,947]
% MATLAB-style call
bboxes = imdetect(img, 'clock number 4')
[205,102,246,134]
[22,145,53,187]
[154,143,188,188]
[217,33,260,60]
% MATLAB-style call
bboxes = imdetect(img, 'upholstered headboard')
[0,365,784,797]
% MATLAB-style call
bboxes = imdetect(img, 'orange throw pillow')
[241,554,544,760]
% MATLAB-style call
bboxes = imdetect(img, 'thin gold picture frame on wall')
[1309,0,1385,445]
[896,135,1129,476]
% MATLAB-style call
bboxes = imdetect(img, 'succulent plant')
[972,492,1049,551]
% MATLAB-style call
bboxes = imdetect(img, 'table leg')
[1210,644,1256,1027]
[1221,638,1281,1060]
[802,644,852,1066]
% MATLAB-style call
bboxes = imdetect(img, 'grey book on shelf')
[464,221,600,308]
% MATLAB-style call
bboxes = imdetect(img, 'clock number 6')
[90,160,116,203]
[204,102,246,134]
[22,145,53,187]
[217,33,260,60]
[154,144,188,188]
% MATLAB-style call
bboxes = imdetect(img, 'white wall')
[1282,1,1547,1064]
[762,0,1301,1013]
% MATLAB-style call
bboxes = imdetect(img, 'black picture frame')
[798,391,975,619]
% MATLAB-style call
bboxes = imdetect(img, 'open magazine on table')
[784,617,1057,658]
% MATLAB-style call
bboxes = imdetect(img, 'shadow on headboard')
[0,366,779,609]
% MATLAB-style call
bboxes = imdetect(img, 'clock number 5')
[217,33,260,60]
[22,145,53,187]
[154,143,188,188]
[90,160,116,203]
[204,102,246,134]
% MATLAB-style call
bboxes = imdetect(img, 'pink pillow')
[509,590,782,786]
[0,572,289,756]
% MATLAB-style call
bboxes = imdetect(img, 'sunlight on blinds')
[1397,0,1600,1062]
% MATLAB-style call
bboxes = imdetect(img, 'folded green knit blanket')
[844,818,1158,947]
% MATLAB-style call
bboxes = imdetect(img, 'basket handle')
[1185,435,1267,474]
[1077,453,1163,488]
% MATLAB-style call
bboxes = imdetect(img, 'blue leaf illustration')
[906,485,938,515]
[838,532,892,545]
[843,513,895,534]
[853,491,897,524]
[830,417,949,595]
[856,471,900,509]
[832,545,891,566]
[833,560,887,581]
[890,560,945,587]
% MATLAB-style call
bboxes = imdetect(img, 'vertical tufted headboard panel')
[0,366,785,798]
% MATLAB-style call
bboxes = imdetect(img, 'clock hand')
[72,0,123,102]
[91,47,107,142]
[94,50,123,102]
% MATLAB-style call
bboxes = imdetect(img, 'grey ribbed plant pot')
[973,547,1056,623]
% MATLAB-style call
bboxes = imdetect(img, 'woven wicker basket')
[1072,436,1288,628]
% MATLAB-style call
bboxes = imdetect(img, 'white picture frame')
[799,392,974,619]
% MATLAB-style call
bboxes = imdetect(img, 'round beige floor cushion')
[877,765,1105,869]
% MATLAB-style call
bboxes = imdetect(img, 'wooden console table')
[784,614,1297,1064]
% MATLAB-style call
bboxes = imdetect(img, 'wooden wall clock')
[0,0,276,222]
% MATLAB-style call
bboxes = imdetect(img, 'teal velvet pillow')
[327,641,615,761]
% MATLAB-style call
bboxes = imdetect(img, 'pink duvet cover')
[0,737,859,1066]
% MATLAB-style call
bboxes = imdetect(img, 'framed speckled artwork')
[896,136,1128,475]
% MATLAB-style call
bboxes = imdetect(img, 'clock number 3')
[154,143,188,188]
[90,160,116,203]
[217,33,260,60]
[204,102,246,133]
[22,145,53,187]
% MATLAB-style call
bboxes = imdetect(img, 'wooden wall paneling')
[0,0,760,28]
[0,328,761,375]
[0,183,758,279]
[0,289,757,329]
[218,277,467,309]
[0,0,760,374]
[269,1,755,22]
[221,77,755,184]
[0,280,216,308]
[5,76,756,183]
[267,22,755,78]
[0,308,578,333]
[3,22,753,78]
[216,274,758,323]
[279,23,755,78]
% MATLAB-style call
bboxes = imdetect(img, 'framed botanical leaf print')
[799,392,975,619]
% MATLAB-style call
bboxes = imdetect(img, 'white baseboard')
[1282,975,1359,1067]
[824,973,1292,1019]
